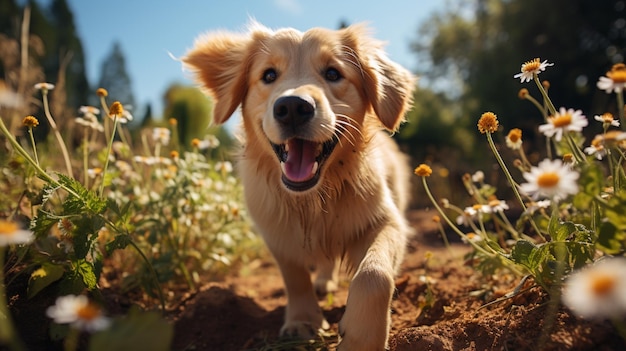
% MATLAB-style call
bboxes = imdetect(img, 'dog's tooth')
[315,143,322,157]
[311,161,319,175]
[280,161,286,174]
[284,143,289,152]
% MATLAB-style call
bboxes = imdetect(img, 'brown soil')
[7,210,626,351]
[167,210,626,351]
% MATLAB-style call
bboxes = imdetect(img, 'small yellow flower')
[96,88,108,97]
[170,150,180,159]
[506,128,523,150]
[414,164,433,177]
[542,80,551,90]
[23,115,39,128]
[562,153,574,163]
[478,112,499,134]
[191,138,201,148]
[432,215,441,223]
[108,101,124,118]
[169,118,178,126]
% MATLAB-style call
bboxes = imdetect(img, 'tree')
[412,0,626,145]
[97,41,136,110]
[162,83,233,151]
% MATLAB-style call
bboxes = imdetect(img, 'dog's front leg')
[275,256,327,339]
[338,226,405,351]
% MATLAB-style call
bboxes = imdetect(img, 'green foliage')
[0,78,257,349]
[416,55,626,305]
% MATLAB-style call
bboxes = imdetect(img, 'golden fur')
[184,22,415,351]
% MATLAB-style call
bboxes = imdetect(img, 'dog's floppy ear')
[183,32,254,125]
[343,25,415,131]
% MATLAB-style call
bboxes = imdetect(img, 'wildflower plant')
[415,59,626,329]
[0,81,256,349]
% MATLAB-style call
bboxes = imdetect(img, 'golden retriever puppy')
[184,22,415,351]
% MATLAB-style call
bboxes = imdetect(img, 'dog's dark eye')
[262,68,278,84]
[324,67,342,82]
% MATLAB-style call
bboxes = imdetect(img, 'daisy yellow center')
[76,303,101,321]
[590,273,616,297]
[522,58,541,72]
[466,233,478,240]
[508,129,522,142]
[608,70,626,84]
[552,114,572,128]
[0,221,18,237]
[537,172,560,188]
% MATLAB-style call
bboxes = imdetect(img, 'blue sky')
[49,0,442,117]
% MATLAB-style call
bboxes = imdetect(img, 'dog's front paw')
[337,320,387,351]
[280,319,329,339]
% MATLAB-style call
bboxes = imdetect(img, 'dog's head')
[184,22,414,193]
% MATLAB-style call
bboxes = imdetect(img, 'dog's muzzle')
[270,96,339,192]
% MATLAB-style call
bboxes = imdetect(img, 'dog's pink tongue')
[284,139,316,182]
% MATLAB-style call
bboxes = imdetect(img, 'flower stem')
[82,132,89,189]
[420,176,495,257]
[0,249,27,351]
[617,90,625,130]
[27,127,39,166]
[485,132,545,240]
[99,116,119,198]
[534,75,557,116]
[41,90,73,177]
[127,240,166,313]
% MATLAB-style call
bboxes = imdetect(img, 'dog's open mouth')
[271,136,339,192]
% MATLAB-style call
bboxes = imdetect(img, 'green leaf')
[597,221,624,254]
[72,214,105,259]
[75,259,97,290]
[56,173,107,215]
[89,308,173,351]
[31,209,58,238]
[510,240,537,270]
[105,234,132,255]
[28,263,65,299]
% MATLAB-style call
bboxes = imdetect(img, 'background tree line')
[0,0,224,149]
[398,0,626,178]
[2,0,624,166]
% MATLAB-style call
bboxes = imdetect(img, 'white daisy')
[563,258,626,320]
[519,159,579,201]
[488,198,509,212]
[594,113,620,128]
[33,82,55,91]
[514,58,554,83]
[46,295,111,332]
[152,127,171,145]
[538,107,588,141]
[0,220,34,246]
[596,63,626,94]
[584,135,607,160]
[506,128,523,150]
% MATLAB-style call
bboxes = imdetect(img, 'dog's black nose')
[273,96,315,127]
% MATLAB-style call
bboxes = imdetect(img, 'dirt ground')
[7,210,626,351]
[167,210,626,351]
